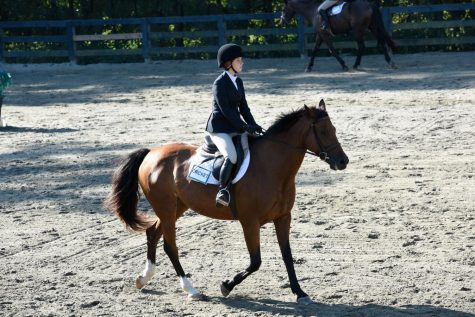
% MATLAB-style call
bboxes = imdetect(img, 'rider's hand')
[252,124,264,134]
[246,125,257,135]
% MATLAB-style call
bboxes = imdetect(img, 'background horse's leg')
[369,5,397,69]
[306,36,324,72]
[353,38,366,70]
[274,214,313,305]
[369,25,397,68]
[220,221,261,297]
[322,34,349,71]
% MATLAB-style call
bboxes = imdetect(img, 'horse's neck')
[293,1,318,25]
[254,126,307,184]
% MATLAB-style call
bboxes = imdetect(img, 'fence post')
[141,19,151,63]
[66,21,77,64]
[297,16,306,58]
[217,16,226,46]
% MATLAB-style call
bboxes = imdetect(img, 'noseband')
[307,118,340,162]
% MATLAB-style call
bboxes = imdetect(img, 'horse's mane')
[264,106,328,136]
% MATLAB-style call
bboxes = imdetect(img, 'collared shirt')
[225,71,239,90]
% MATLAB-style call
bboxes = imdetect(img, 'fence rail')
[0,3,474,63]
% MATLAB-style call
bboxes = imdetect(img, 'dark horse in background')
[106,101,348,305]
[281,0,397,72]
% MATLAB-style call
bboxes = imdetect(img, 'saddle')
[188,134,250,186]
[328,2,346,16]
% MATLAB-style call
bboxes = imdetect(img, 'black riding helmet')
[217,43,243,68]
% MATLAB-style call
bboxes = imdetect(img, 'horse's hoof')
[342,66,349,72]
[305,68,312,73]
[220,283,231,297]
[297,296,314,305]
[390,63,398,69]
[188,293,204,301]
[135,276,145,289]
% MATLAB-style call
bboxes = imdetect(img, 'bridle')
[280,8,293,25]
[308,118,340,162]
[280,1,295,25]
[260,117,340,162]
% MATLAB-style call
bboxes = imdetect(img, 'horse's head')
[280,0,296,26]
[303,100,349,171]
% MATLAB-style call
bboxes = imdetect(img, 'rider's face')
[232,57,244,73]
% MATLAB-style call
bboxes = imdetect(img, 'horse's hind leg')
[152,196,201,300]
[135,219,162,289]
[369,26,396,69]
[135,197,194,296]
[353,39,365,70]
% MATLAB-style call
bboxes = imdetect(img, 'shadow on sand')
[218,296,474,317]
[0,125,79,133]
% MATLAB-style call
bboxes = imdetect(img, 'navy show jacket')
[205,72,257,133]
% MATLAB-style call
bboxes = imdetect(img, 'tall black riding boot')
[319,9,331,31]
[216,158,234,207]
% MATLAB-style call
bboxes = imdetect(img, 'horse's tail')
[105,148,153,232]
[371,3,397,51]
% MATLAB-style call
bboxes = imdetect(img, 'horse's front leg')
[306,35,323,72]
[221,221,261,297]
[322,35,349,71]
[274,214,313,305]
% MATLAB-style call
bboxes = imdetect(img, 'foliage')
[0,0,473,63]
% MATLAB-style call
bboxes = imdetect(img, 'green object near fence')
[0,71,12,96]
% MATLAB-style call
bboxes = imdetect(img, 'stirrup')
[216,189,230,207]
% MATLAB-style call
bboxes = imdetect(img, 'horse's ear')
[318,99,326,111]
[304,104,315,119]
[304,104,311,116]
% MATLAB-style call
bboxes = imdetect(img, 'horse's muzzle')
[328,154,349,171]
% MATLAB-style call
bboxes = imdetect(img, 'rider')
[318,0,339,31]
[205,43,263,208]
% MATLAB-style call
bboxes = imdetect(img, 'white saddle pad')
[329,3,345,16]
[187,150,250,185]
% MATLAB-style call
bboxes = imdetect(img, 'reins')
[259,117,339,162]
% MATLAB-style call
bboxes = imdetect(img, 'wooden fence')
[0,3,474,63]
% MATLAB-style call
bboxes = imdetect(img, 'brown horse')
[105,100,348,305]
[281,0,397,72]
